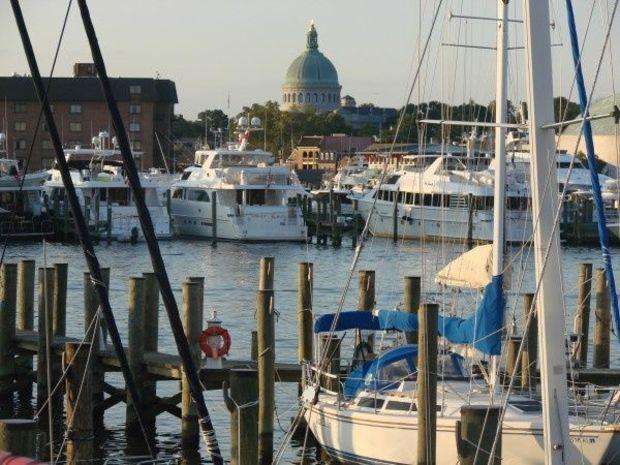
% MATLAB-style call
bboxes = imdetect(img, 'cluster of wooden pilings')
[0,257,309,464]
[0,258,616,464]
[300,194,362,247]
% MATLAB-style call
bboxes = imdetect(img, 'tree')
[554,97,581,123]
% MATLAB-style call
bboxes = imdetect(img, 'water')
[5,236,619,463]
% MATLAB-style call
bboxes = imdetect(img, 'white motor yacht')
[44,133,171,242]
[170,117,308,241]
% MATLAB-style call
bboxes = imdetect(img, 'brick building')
[287,134,372,171]
[0,63,177,170]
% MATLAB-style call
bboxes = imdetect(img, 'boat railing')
[0,217,54,237]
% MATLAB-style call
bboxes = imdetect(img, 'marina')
[1,0,620,464]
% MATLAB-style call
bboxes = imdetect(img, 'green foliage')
[554,96,581,123]
[232,101,351,160]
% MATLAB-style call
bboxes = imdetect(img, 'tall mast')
[490,0,509,393]
[522,1,572,463]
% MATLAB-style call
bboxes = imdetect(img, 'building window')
[298,93,303,103]
[292,94,296,103]
[306,93,310,103]
[69,104,82,114]
[69,122,82,132]
[129,104,142,114]
[14,139,27,150]
[42,140,53,150]
[129,122,141,133]
[132,140,142,151]
[129,85,142,95]
[14,103,26,113]
[314,93,318,102]
[322,93,325,102]
[14,122,26,132]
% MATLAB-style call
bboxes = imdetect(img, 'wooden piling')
[84,268,111,350]
[64,342,93,465]
[16,260,35,395]
[319,335,340,393]
[106,203,112,244]
[181,280,203,449]
[17,260,35,333]
[36,267,55,426]
[258,257,275,291]
[466,193,474,250]
[456,405,502,465]
[256,289,275,465]
[52,263,67,338]
[0,263,17,396]
[417,303,438,465]
[211,191,217,246]
[84,268,109,426]
[403,276,420,344]
[357,270,375,349]
[222,368,259,465]
[297,262,313,363]
[392,188,399,243]
[126,276,145,433]
[142,272,160,430]
[0,419,37,457]
[352,200,359,248]
[594,268,611,369]
[574,263,593,367]
[505,337,522,387]
[251,330,258,362]
[521,293,537,391]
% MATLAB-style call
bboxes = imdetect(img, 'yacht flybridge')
[45,132,171,242]
[170,117,308,241]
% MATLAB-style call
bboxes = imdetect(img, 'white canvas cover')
[435,244,494,289]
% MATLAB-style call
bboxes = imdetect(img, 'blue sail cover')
[314,275,504,355]
[343,345,417,399]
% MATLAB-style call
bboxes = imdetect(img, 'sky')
[1,1,619,120]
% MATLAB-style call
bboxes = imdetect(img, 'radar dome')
[250,117,262,128]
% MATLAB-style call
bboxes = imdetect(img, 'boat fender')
[351,340,373,369]
[200,326,231,358]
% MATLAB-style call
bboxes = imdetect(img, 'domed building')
[281,23,342,112]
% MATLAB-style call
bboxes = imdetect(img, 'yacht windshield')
[218,153,272,168]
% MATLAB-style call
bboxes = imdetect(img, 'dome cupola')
[281,22,342,112]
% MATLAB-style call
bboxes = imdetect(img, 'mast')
[522,1,572,463]
[490,0,508,393]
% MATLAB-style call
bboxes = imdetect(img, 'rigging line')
[9,0,155,457]
[0,0,73,269]
[74,1,222,462]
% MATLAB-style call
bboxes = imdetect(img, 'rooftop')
[0,76,178,103]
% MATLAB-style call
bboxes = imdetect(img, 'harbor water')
[5,236,619,464]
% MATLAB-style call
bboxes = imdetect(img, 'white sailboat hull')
[305,399,620,465]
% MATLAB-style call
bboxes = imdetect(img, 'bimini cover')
[435,244,493,289]
[343,345,417,399]
[314,275,504,355]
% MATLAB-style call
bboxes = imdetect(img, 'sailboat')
[298,1,620,464]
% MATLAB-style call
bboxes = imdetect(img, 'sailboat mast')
[489,0,509,393]
[522,1,572,464]
[492,0,507,277]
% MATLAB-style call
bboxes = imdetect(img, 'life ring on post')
[200,326,231,358]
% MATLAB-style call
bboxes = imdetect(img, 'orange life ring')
[200,326,231,358]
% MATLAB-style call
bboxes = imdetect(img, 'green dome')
[284,24,339,87]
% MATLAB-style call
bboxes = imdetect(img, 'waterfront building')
[281,23,341,112]
[0,63,177,170]
[337,95,398,131]
[287,134,372,188]
[557,93,620,174]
